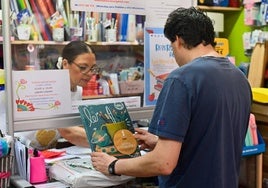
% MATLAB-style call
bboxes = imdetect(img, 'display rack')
[1,1,154,133]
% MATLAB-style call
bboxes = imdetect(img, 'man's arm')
[91,137,182,177]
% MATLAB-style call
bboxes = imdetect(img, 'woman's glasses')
[72,62,100,74]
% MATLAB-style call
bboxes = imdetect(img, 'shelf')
[197,5,242,12]
[12,106,154,132]
[10,40,141,46]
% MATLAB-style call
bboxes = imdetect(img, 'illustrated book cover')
[78,102,140,158]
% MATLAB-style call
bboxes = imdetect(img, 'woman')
[57,41,99,147]
[15,41,98,150]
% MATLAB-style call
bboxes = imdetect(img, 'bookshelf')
[10,40,141,45]
[8,0,146,104]
[197,5,242,11]
[2,0,152,134]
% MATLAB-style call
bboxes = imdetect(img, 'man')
[91,7,252,188]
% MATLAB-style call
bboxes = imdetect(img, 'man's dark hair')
[164,7,216,49]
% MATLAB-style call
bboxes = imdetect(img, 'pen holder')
[52,28,64,42]
[29,154,47,184]
[17,24,31,40]
[88,29,98,42]
[106,29,116,42]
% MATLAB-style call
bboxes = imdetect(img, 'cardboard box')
[119,80,144,94]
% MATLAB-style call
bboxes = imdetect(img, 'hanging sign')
[214,38,229,57]
[70,0,145,15]
[12,70,72,120]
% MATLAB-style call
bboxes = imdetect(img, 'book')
[78,102,140,158]
[154,73,169,91]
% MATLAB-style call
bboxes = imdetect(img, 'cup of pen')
[29,150,47,184]
[106,29,116,42]
[88,29,98,42]
[17,24,31,40]
[52,27,64,42]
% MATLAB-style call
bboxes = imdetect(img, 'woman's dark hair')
[62,41,94,63]
[164,7,216,49]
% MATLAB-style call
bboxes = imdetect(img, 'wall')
[221,9,252,65]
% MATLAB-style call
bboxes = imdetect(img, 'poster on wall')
[144,1,195,106]
[71,0,145,15]
[144,28,178,106]
[12,70,72,120]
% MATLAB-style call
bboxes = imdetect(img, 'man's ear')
[62,59,69,69]
[176,36,185,48]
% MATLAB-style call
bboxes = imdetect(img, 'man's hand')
[91,152,117,175]
[134,128,158,151]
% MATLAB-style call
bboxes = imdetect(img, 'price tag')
[214,38,229,57]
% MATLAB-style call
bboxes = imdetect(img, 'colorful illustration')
[15,78,61,111]
[154,73,169,91]
[78,102,140,158]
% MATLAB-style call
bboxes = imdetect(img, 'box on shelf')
[119,80,144,94]
[242,131,265,156]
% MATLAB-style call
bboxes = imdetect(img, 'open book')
[78,102,140,158]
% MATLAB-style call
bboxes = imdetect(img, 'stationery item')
[14,139,28,180]
[17,24,31,40]
[52,27,64,42]
[109,73,120,95]
[29,0,52,40]
[65,146,91,155]
[78,102,140,158]
[0,138,9,158]
[49,157,133,188]
[127,14,136,42]
[119,14,128,41]
[249,113,258,145]
[29,149,47,184]
[106,29,116,42]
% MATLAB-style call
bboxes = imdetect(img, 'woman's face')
[63,53,96,88]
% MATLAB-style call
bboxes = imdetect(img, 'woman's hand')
[134,128,158,151]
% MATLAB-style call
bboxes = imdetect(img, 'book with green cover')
[78,102,140,158]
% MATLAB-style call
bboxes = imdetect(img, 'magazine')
[78,102,140,158]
